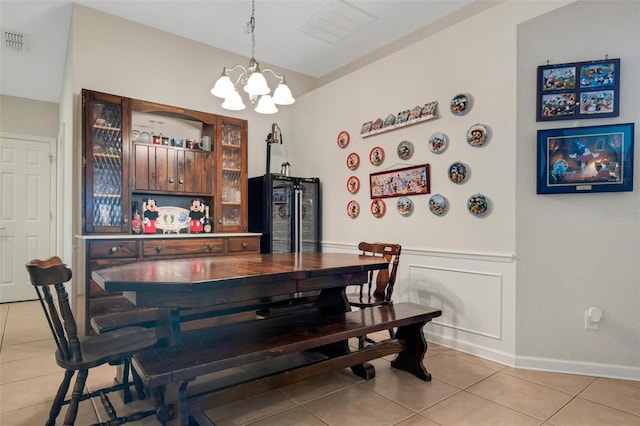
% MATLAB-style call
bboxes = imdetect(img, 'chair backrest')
[25,256,81,363]
[358,242,401,301]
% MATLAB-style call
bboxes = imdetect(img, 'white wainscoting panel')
[409,265,503,340]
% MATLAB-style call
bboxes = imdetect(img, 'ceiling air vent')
[2,29,26,51]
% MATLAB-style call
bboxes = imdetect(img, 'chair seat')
[55,326,158,370]
[347,293,389,309]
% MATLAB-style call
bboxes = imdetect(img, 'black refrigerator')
[248,174,321,253]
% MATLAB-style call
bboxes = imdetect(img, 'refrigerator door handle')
[294,187,302,253]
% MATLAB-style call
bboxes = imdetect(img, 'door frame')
[1,132,58,265]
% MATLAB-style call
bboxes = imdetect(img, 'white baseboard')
[425,331,516,367]
[428,331,640,381]
[515,355,640,381]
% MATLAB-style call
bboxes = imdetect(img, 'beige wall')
[8,0,635,379]
[0,95,58,138]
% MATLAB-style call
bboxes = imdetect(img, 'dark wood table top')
[92,252,388,294]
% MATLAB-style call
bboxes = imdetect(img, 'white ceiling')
[0,0,475,103]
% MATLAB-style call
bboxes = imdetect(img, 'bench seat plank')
[134,302,441,425]
[133,302,441,388]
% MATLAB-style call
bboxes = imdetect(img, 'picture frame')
[370,164,430,199]
[536,58,620,121]
[537,123,634,194]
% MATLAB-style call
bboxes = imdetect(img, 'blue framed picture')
[537,123,634,194]
[537,58,620,121]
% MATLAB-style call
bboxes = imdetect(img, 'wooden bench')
[91,292,321,335]
[132,302,442,425]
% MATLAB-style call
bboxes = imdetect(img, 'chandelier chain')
[245,0,256,60]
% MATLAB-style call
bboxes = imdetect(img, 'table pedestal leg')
[156,308,182,346]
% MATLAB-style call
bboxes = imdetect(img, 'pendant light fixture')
[211,0,295,114]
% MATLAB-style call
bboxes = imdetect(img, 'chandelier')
[210,0,295,114]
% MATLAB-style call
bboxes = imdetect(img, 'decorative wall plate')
[369,146,385,166]
[428,132,448,154]
[371,118,384,131]
[371,199,386,218]
[466,124,489,147]
[450,93,471,115]
[448,161,468,183]
[428,194,448,216]
[408,105,423,121]
[397,197,413,216]
[347,175,360,194]
[337,130,350,148]
[347,200,360,218]
[397,140,414,160]
[467,193,489,217]
[383,114,396,128]
[396,109,410,124]
[360,121,373,135]
[347,152,360,170]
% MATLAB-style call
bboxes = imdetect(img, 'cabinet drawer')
[143,238,225,258]
[228,237,260,254]
[88,240,138,259]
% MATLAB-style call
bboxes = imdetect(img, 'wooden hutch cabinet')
[79,89,258,335]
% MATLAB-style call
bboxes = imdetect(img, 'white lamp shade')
[211,75,234,98]
[255,95,278,114]
[244,71,270,96]
[221,90,246,111]
[272,83,295,105]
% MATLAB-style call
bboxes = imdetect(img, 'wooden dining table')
[92,252,389,346]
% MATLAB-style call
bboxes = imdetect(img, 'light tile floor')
[1,300,639,426]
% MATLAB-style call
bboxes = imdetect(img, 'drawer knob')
[178,177,184,185]
[241,242,248,249]
[168,176,174,184]
[205,244,214,251]
[109,246,119,254]
[155,246,164,253]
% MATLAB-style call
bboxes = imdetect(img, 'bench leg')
[391,321,431,381]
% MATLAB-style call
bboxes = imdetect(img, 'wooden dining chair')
[25,256,158,426]
[347,242,401,348]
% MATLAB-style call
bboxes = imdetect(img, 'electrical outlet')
[584,311,598,330]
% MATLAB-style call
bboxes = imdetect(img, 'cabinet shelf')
[94,193,122,198]
[222,167,241,172]
[222,201,242,206]
[222,143,241,148]
[93,152,121,159]
[93,125,122,132]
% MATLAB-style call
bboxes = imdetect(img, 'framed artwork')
[536,58,620,121]
[537,123,634,194]
[369,164,430,199]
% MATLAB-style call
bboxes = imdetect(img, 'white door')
[0,136,55,303]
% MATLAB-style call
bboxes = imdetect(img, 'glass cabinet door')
[83,90,130,233]
[216,117,247,232]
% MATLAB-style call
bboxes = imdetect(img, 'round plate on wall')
[347,200,360,218]
[466,124,489,147]
[337,130,350,148]
[397,140,414,160]
[467,193,489,217]
[428,132,448,154]
[347,152,360,170]
[369,146,385,166]
[428,194,448,216]
[347,176,360,194]
[371,199,386,218]
[450,93,471,115]
[448,161,468,184]
[397,197,413,216]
